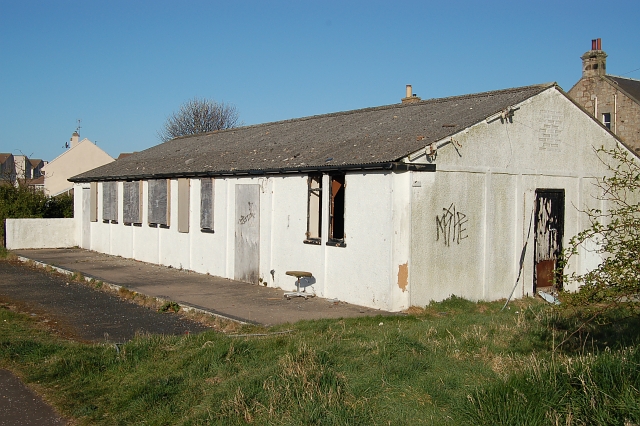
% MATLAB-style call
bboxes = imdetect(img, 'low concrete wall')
[5,218,77,249]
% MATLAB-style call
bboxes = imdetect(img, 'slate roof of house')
[29,159,43,168]
[607,76,640,104]
[70,83,554,182]
[0,154,12,164]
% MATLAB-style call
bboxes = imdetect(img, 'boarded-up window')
[328,174,345,244]
[148,179,170,226]
[123,181,143,225]
[102,181,118,223]
[90,182,98,222]
[305,174,322,242]
[200,178,214,231]
[178,178,189,233]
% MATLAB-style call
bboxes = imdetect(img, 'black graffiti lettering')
[436,203,468,246]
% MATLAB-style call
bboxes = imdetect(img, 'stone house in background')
[568,38,640,153]
[0,154,16,184]
[42,131,114,196]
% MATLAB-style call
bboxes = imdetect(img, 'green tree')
[561,146,640,316]
[157,97,239,142]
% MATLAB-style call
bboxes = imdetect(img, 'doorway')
[534,189,565,292]
[234,184,260,284]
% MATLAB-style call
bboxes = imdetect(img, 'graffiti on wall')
[436,203,468,246]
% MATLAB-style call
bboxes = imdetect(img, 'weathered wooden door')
[234,185,260,284]
[534,189,564,291]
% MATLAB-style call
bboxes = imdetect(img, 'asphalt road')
[0,258,211,425]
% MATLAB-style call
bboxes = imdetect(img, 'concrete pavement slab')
[13,248,394,326]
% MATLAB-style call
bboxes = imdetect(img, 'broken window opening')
[304,174,322,244]
[328,174,346,246]
[200,178,215,232]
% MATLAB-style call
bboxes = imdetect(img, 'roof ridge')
[607,74,640,83]
[173,82,555,141]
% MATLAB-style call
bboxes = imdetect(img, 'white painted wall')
[5,218,77,249]
[74,170,412,311]
[408,87,620,306]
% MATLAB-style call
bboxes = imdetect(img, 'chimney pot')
[581,38,607,78]
[402,84,421,104]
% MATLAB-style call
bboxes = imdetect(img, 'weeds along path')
[0,259,208,343]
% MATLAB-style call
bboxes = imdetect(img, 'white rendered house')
[67,83,632,311]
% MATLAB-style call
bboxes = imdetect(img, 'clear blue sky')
[1,0,639,162]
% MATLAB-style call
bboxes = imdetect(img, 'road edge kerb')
[15,255,249,326]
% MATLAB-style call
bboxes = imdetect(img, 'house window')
[148,179,170,227]
[90,182,98,222]
[200,178,214,232]
[123,181,142,225]
[178,178,189,233]
[602,112,611,129]
[305,174,322,244]
[328,174,346,247]
[102,181,118,223]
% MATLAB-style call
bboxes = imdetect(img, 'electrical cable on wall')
[501,205,535,311]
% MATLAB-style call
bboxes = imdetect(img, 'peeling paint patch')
[397,263,408,292]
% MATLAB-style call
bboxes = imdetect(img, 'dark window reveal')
[328,174,345,245]
[602,112,611,129]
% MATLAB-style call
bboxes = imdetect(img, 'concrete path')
[13,248,393,326]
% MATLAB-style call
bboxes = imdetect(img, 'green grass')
[0,296,639,425]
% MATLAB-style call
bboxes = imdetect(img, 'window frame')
[327,173,346,247]
[304,174,323,245]
[602,112,612,129]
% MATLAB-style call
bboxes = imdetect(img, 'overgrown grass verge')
[9,255,241,332]
[1,295,639,424]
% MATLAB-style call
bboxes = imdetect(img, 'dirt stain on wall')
[397,263,408,292]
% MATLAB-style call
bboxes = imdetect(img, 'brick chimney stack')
[581,38,607,78]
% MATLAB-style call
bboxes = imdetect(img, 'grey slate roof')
[70,83,554,182]
[607,76,640,104]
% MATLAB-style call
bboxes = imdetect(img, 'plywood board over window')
[178,178,189,233]
[102,181,118,223]
[123,181,143,225]
[200,178,214,232]
[90,182,98,222]
[148,179,170,227]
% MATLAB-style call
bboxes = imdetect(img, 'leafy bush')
[560,147,640,317]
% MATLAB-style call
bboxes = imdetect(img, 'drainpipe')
[614,93,618,134]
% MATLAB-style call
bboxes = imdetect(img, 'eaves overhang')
[69,161,436,183]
